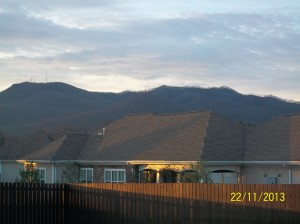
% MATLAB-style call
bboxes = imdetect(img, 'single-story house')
[0,111,300,184]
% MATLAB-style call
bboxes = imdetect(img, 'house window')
[38,168,46,183]
[104,169,126,183]
[80,168,93,183]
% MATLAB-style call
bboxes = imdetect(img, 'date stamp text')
[230,192,285,203]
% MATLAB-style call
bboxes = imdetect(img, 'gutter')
[56,160,129,165]
[128,160,200,165]
[129,160,300,166]
[5,160,300,166]
[240,161,300,166]
[14,160,129,166]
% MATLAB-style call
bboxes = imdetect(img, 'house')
[0,111,300,184]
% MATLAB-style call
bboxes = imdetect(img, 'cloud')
[0,0,299,100]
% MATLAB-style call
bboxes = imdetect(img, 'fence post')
[64,184,70,224]
[9,182,17,224]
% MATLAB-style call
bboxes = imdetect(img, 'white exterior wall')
[1,162,23,182]
[240,166,289,184]
[1,161,300,184]
[291,168,300,184]
[1,162,56,183]
[55,163,80,183]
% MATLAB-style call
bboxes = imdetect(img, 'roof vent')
[97,127,106,140]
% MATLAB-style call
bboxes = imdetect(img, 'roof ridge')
[127,112,154,117]
[67,133,88,136]
[282,113,300,117]
[126,110,212,118]
[156,110,211,116]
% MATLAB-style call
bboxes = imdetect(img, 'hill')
[0,82,300,136]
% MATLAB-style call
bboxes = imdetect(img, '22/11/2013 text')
[230,192,285,202]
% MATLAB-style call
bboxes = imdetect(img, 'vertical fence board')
[1,183,300,224]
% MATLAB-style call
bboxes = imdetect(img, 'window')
[104,169,126,183]
[80,168,93,183]
[38,168,46,183]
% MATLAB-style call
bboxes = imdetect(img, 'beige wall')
[2,162,300,184]
[1,162,23,182]
[42,165,300,184]
[207,165,297,184]
[1,162,55,183]
[55,164,67,183]
[291,168,300,184]
[240,166,289,184]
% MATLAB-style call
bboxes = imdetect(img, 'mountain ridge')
[1,82,300,136]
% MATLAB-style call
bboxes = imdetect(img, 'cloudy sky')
[0,1,299,100]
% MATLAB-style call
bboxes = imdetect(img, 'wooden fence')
[1,183,300,224]
[65,183,300,224]
[0,183,65,224]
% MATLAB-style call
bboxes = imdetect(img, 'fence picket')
[0,183,300,224]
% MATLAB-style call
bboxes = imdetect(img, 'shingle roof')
[81,111,212,161]
[52,134,89,160]
[78,112,300,162]
[18,133,90,161]
[244,116,289,161]
[244,114,300,161]
[0,129,79,160]
[2,112,300,162]
[21,136,66,160]
[290,115,300,160]
[202,112,244,161]
[0,131,52,160]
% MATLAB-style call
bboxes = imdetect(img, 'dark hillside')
[149,86,300,123]
[0,82,119,132]
[0,82,300,135]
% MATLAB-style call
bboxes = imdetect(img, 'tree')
[181,158,213,183]
[17,160,40,183]
[61,163,80,183]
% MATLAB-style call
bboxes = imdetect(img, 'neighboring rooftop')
[1,111,300,162]
[244,114,300,161]
[81,111,212,161]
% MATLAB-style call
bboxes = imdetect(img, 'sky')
[0,0,299,101]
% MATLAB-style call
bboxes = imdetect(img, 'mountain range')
[1,82,300,136]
